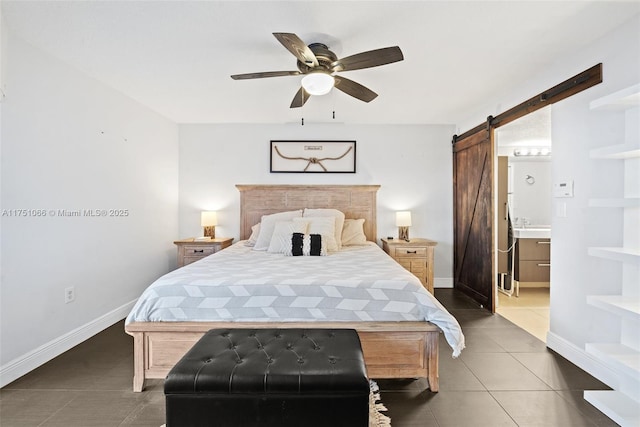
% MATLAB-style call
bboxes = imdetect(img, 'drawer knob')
[194,249,204,254]
[407,250,417,254]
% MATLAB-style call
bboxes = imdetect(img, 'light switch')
[556,201,567,218]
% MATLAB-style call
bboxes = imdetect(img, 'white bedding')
[125,241,465,357]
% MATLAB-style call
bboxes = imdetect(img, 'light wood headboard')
[236,184,380,242]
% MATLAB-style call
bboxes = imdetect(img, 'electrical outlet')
[64,286,75,304]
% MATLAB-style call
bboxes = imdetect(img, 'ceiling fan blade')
[332,46,404,72]
[290,87,311,108]
[334,76,378,103]
[273,33,319,67]
[231,71,301,80]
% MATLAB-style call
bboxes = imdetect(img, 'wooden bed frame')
[125,184,441,392]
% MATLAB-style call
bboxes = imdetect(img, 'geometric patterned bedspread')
[125,242,465,357]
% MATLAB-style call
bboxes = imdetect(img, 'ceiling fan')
[230,33,404,108]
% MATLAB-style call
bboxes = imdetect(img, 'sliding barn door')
[452,126,494,311]
[450,64,602,313]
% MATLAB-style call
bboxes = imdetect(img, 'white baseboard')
[546,331,619,389]
[0,300,136,388]
[434,277,453,288]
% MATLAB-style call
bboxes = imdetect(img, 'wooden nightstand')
[174,237,233,268]
[381,238,437,294]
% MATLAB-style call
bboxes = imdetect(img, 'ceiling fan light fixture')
[301,72,334,96]
[230,33,404,107]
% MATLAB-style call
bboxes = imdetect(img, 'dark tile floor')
[0,289,616,426]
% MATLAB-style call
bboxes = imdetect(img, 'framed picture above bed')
[270,140,356,173]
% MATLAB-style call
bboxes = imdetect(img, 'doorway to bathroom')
[452,63,601,315]
[494,107,552,341]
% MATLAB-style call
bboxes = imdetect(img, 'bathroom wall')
[508,159,552,227]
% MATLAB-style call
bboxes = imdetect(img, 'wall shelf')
[586,343,640,381]
[585,83,640,424]
[588,247,640,264]
[590,83,640,110]
[588,198,640,208]
[590,143,640,160]
[584,390,640,427]
[587,295,640,322]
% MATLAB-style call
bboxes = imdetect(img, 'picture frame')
[270,140,356,173]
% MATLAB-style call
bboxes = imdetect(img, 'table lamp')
[396,211,412,241]
[201,211,217,239]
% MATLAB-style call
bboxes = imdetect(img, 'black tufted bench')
[164,328,370,427]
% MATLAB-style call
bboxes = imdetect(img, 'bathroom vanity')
[514,232,551,283]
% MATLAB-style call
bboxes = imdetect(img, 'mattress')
[125,242,465,357]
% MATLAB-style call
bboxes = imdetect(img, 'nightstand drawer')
[174,238,234,269]
[182,246,216,257]
[393,247,427,258]
[381,238,437,295]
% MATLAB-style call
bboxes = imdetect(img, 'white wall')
[178,123,455,285]
[456,13,640,386]
[0,3,4,97]
[548,13,638,374]
[0,33,179,385]
[509,160,552,227]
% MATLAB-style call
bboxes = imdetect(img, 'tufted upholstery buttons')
[165,329,368,394]
[165,329,369,427]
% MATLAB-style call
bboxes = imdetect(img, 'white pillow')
[245,223,261,247]
[341,218,367,246]
[293,216,337,252]
[253,210,303,251]
[267,221,308,254]
[303,208,345,249]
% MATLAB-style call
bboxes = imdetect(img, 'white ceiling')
[2,1,638,125]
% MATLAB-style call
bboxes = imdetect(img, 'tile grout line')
[36,392,80,427]
[486,390,521,427]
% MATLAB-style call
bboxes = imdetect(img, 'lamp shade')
[396,211,412,227]
[201,211,218,227]
[301,72,335,96]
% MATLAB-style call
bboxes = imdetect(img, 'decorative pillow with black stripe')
[285,232,327,256]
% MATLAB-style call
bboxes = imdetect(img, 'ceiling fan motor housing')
[297,43,338,73]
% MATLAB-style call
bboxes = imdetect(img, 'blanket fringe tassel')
[369,380,392,427]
